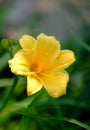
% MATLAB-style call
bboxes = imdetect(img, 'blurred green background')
[0,0,90,130]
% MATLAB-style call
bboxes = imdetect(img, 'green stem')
[8,47,13,58]
[51,98,65,130]
[0,76,18,111]
[34,110,47,130]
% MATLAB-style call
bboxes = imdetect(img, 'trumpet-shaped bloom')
[8,33,75,98]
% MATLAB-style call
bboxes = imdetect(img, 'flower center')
[30,53,49,73]
[30,63,39,73]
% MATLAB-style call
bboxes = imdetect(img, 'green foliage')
[0,3,90,130]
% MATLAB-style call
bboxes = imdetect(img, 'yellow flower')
[8,33,75,98]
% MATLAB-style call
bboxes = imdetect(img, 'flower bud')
[1,38,9,50]
[8,37,15,46]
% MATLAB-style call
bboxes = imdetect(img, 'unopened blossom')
[8,33,75,98]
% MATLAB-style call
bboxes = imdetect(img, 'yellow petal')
[57,50,75,69]
[12,50,29,65]
[39,70,69,98]
[19,35,36,50]
[36,33,60,61]
[8,49,34,76]
[13,49,35,65]
[27,76,42,95]
[9,64,30,75]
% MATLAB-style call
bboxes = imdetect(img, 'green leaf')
[0,78,13,87]
[63,117,90,130]
[0,97,34,123]
[18,90,45,130]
